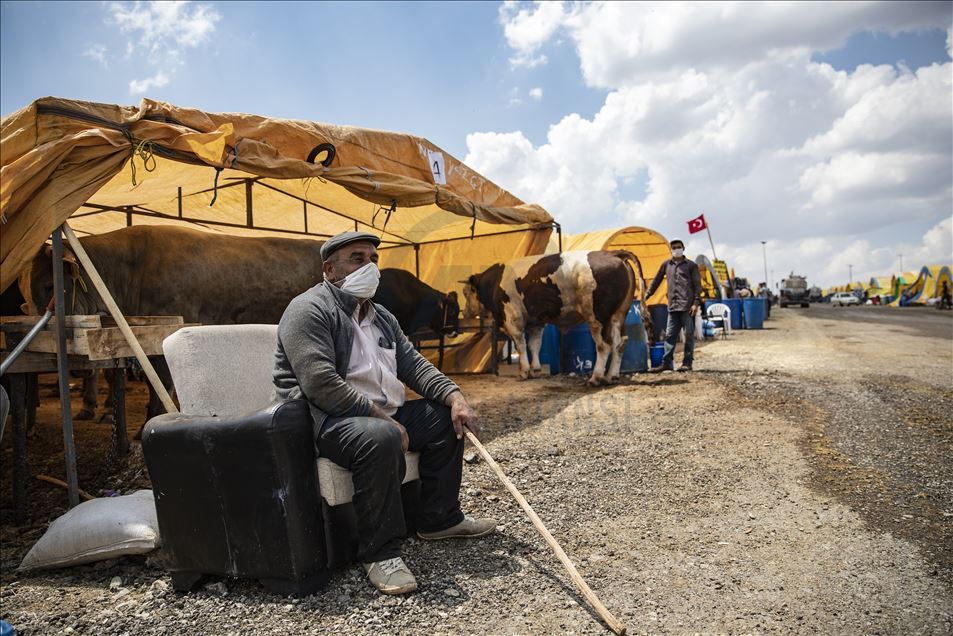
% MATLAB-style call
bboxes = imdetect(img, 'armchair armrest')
[141,400,326,581]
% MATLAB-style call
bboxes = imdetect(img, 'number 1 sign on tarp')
[427,150,446,185]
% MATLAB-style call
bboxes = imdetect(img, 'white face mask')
[672,248,685,258]
[338,262,380,299]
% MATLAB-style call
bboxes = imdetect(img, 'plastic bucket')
[649,343,665,367]
[742,298,766,329]
[620,301,648,373]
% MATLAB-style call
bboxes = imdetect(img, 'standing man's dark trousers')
[662,310,695,368]
[317,399,465,563]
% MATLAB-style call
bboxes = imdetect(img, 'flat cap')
[320,231,381,261]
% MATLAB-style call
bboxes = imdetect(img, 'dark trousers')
[318,399,464,563]
[663,310,695,367]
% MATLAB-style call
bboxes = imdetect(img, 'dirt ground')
[1,305,951,634]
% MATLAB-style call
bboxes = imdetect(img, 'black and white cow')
[463,250,648,386]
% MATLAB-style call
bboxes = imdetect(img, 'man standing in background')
[646,238,703,372]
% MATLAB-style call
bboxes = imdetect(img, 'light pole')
[761,241,768,287]
[899,254,903,272]
[849,264,853,284]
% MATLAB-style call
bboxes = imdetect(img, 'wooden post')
[245,179,254,228]
[10,373,27,524]
[52,227,80,508]
[62,224,178,414]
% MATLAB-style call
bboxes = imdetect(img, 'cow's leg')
[607,315,628,383]
[502,323,532,380]
[587,321,612,386]
[138,356,173,438]
[75,370,97,420]
[527,327,544,378]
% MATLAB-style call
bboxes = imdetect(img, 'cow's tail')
[610,250,646,305]
[610,250,652,337]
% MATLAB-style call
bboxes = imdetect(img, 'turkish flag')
[687,213,707,234]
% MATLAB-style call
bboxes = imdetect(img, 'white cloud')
[500,1,567,67]
[83,44,109,68]
[106,1,220,94]
[470,1,952,287]
[529,87,543,101]
[129,70,170,95]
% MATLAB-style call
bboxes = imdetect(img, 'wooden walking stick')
[465,430,627,635]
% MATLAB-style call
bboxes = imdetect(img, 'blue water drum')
[561,323,597,375]
[538,324,562,374]
[649,343,665,367]
[647,304,669,342]
[620,301,649,373]
[742,298,766,329]
[722,298,743,330]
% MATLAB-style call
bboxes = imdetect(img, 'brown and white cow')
[463,250,649,386]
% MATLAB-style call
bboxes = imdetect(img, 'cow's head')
[18,244,97,315]
[432,291,461,338]
[461,275,484,319]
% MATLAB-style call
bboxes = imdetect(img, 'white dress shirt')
[346,302,406,416]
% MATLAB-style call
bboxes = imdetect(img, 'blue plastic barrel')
[562,323,597,375]
[649,343,665,367]
[620,301,648,373]
[721,298,743,330]
[537,324,561,374]
[647,304,668,342]
[742,298,765,329]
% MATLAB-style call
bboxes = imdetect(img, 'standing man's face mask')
[672,247,685,258]
[338,262,381,299]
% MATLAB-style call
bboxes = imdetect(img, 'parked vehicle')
[830,292,860,307]
[808,286,823,303]
[779,273,810,308]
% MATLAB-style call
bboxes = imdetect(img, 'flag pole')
[705,224,717,260]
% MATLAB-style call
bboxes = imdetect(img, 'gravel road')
[2,307,951,634]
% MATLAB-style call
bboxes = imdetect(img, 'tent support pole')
[62,224,178,414]
[303,201,308,234]
[177,187,183,218]
[125,206,133,227]
[245,179,254,227]
[556,223,562,253]
[414,244,421,279]
[51,227,80,508]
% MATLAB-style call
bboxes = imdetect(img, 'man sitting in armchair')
[273,231,495,595]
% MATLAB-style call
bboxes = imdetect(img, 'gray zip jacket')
[273,281,460,431]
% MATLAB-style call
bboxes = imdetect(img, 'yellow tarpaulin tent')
[898,265,951,304]
[1,97,556,371]
[545,226,671,305]
[887,271,918,306]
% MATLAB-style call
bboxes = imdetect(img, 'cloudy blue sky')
[2,1,951,288]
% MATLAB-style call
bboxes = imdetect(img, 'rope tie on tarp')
[208,147,238,206]
[209,168,223,206]
[129,140,157,186]
[372,200,397,232]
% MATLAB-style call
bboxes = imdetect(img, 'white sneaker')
[362,557,417,595]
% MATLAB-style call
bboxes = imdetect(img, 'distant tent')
[887,272,918,306]
[933,266,952,301]
[695,254,726,299]
[902,265,952,304]
[547,226,671,305]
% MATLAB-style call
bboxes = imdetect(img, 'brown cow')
[463,250,649,385]
[19,225,326,422]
